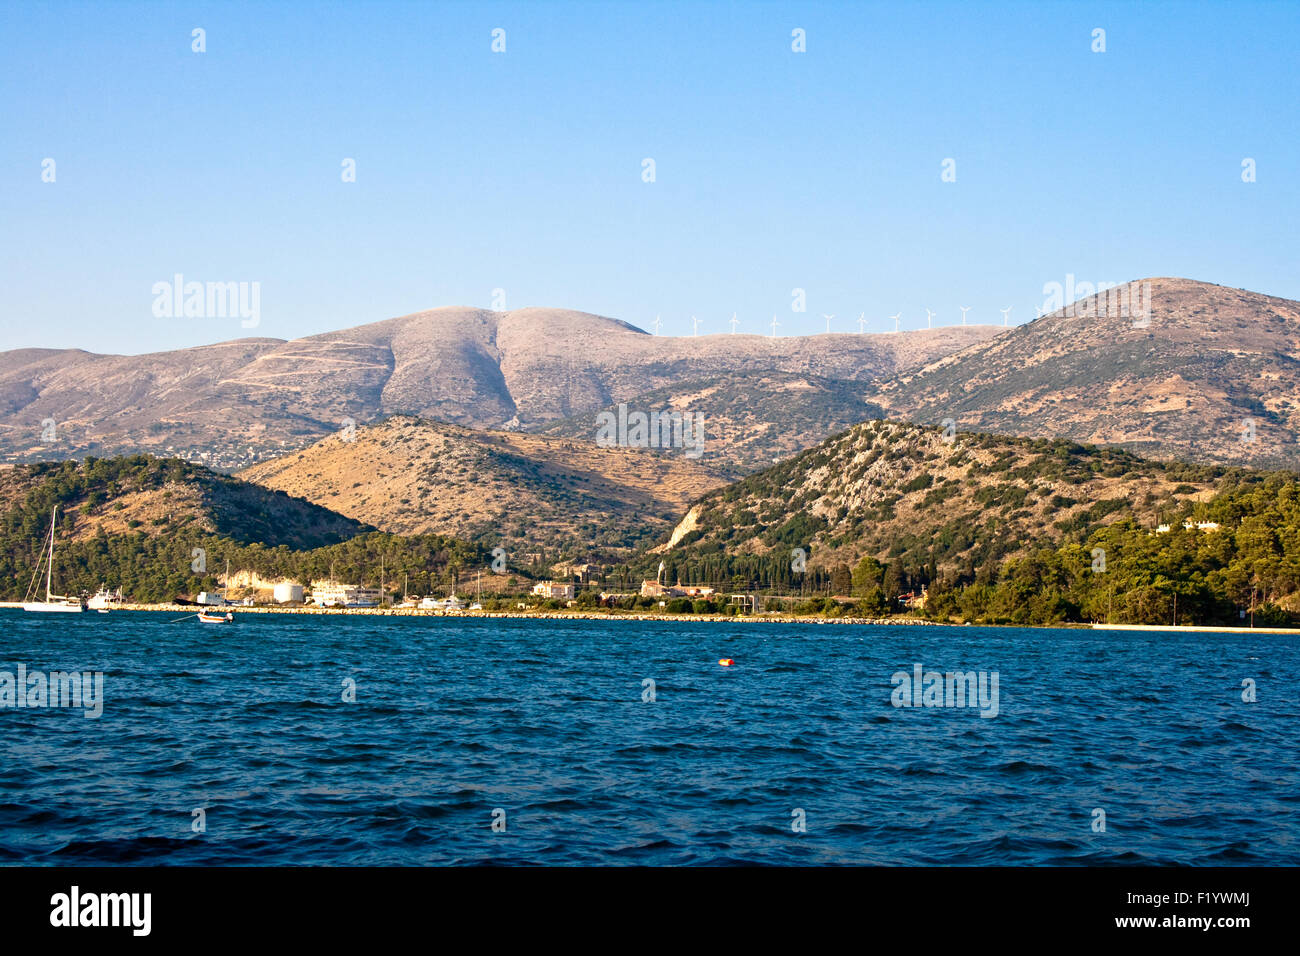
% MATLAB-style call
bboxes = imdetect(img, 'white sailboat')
[22,506,86,613]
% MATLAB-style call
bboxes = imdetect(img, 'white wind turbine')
[729,313,739,334]
[1000,307,1012,327]
[890,312,902,333]
[822,313,835,334]
[857,312,867,333]
[770,315,780,338]
[925,309,935,329]
[960,306,970,326]
[691,315,701,336]
[652,315,662,335]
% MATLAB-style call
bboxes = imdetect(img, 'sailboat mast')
[47,506,56,601]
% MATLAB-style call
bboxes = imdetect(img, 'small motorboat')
[197,610,234,624]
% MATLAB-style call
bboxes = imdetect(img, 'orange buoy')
[718,658,734,667]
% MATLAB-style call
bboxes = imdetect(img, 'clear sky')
[1,0,1297,354]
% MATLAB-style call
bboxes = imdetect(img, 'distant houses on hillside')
[639,580,716,599]
[1155,520,1221,534]
[532,581,576,600]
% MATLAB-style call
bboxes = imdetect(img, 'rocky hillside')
[654,419,1242,584]
[238,415,729,556]
[536,372,885,477]
[869,278,1300,468]
[0,307,999,469]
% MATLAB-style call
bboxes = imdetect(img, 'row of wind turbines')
[651,307,1014,337]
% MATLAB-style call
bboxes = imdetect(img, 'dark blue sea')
[1,611,1296,865]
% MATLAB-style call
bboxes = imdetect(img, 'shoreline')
[0,601,945,626]
[3,603,1297,632]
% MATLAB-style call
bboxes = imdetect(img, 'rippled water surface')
[1,611,1296,865]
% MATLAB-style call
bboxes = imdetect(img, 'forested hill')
[648,419,1300,625]
[0,455,369,548]
[653,419,1232,585]
[0,456,486,602]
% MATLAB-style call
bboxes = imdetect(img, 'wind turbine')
[729,313,739,334]
[652,315,662,335]
[857,312,867,333]
[890,312,902,333]
[770,315,780,338]
[1000,307,1012,327]
[960,306,970,326]
[925,309,935,329]
[691,315,701,337]
[822,314,835,334]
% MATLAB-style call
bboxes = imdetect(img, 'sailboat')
[22,506,86,612]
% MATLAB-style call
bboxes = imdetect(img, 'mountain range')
[5,276,1300,566]
[0,307,997,470]
[871,278,1300,468]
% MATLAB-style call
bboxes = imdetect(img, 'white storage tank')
[273,582,305,604]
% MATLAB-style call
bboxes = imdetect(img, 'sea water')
[0,611,1295,865]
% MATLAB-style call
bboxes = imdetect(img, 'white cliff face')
[655,504,704,554]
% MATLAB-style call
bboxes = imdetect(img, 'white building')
[532,581,576,600]
[196,591,227,606]
[310,582,381,608]
[1156,521,1221,535]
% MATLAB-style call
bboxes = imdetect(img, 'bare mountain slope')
[0,306,1000,469]
[238,415,729,556]
[537,371,886,476]
[869,278,1300,468]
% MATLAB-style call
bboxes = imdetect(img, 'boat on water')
[22,506,85,613]
[196,560,235,624]
[88,585,124,612]
[419,594,466,611]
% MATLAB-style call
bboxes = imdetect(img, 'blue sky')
[1,0,1297,353]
